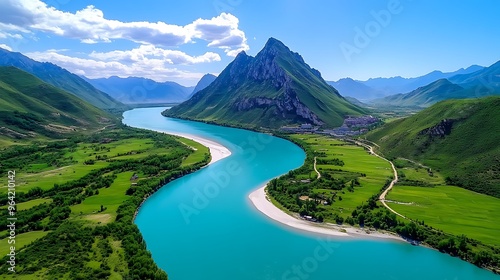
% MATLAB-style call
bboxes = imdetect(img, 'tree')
[357,213,365,226]
[317,213,324,222]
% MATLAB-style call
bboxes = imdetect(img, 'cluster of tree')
[315,158,344,166]
[397,178,434,187]
[446,173,500,199]
[0,139,78,173]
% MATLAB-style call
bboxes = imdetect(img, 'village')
[280,115,380,137]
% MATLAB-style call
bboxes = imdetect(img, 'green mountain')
[0,66,114,139]
[371,79,465,107]
[366,96,500,197]
[0,48,125,111]
[164,38,365,128]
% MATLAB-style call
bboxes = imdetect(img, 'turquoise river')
[123,107,498,280]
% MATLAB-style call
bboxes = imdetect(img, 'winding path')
[353,140,406,219]
[313,156,321,179]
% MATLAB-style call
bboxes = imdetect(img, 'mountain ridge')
[190,73,217,98]
[328,65,485,100]
[369,60,500,107]
[164,38,365,128]
[0,66,113,139]
[0,48,124,111]
[85,76,194,104]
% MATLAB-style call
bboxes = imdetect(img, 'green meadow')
[383,160,500,246]
[0,198,52,211]
[175,137,211,167]
[71,171,135,223]
[0,231,50,256]
[307,136,392,217]
[1,137,207,194]
[387,185,500,246]
[269,134,392,222]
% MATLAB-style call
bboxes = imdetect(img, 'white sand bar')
[249,185,404,241]
[165,132,231,165]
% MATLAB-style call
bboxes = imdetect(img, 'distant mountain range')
[85,76,194,104]
[0,66,112,138]
[370,61,500,107]
[0,48,124,111]
[164,38,365,128]
[366,96,500,198]
[190,73,217,98]
[327,65,484,100]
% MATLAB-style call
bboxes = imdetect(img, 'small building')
[300,123,313,129]
[130,173,139,181]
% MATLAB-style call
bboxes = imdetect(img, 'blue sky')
[0,0,499,86]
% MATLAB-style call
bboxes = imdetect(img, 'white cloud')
[25,50,207,85]
[0,44,12,51]
[0,0,249,56]
[89,45,221,65]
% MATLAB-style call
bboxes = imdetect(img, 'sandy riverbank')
[249,185,404,242]
[161,131,231,164]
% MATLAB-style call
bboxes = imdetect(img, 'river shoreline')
[163,130,403,242]
[249,185,404,242]
[131,130,231,222]
[165,131,232,164]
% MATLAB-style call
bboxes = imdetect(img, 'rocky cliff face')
[233,93,324,125]
[229,39,324,125]
[419,119,455,137]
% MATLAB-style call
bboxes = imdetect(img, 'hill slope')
[165,38,364,128]
[0,66,113,139]
[0,48,124,110]
[85,76,193,104]
[366,97,500,197]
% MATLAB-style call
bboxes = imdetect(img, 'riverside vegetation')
[0,126,210,279]
[267,134,500,273]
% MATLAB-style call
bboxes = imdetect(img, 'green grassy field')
[304,136,392,217]
[383,157,500,247]
[0,138,180,194]
[387,184,500,246]
[0,198,52,211]
[176,137,210,167]
[269,134,392,221]
[0,231,50,256]
[71,171,134,223]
